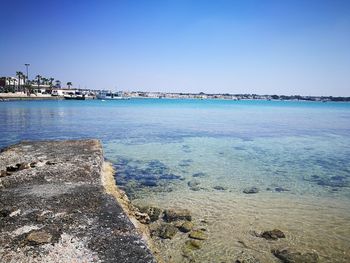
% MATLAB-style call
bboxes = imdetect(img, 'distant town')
[1,71,349,102]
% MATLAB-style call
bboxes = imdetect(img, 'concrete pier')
[0,140,155,263]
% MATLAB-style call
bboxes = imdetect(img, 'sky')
[1,0,350,96]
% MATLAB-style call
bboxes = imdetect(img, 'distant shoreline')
[1,92,350,102]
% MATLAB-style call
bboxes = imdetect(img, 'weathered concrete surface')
[0,140,156,263]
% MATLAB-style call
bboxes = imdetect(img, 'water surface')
[1,99,350,262]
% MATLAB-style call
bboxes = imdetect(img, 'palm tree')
[42,77,49,86]
[55,80,61,88]
[16,71,24,92]
[49,78,54,87]
[67,82,72,89]
[35,75,42,94]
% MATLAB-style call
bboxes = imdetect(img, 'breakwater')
[0,140,155,263]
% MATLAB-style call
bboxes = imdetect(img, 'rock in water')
[189,230,208,240]
[272,248,319,263]
[213,185,228,191]
[275,187,290,192]
[192,172,206,178]
[164,208,192,222]
[134,211,151,224]
[243,187,259,194]
[260,229,285,240]
[26,230,53,245]
[155,224,178,239]
[184,239,202,250]
[137,206,162,222]
[188,179,200,188]
[178,221,194,233]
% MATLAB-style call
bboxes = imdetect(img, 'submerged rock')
[272,248,319,263]
[213,185,228,191]
[188,179,200,188]
[159,173,182,180]
[189,229,208,240]
[178,221,194,233]
[275,187,290,192]
[154,223,178,239]
[140,180,158,187]
[243,187,259,194]
[260,229,285,240]
[235,251,261,263]
[164,209,192,222]
[192,172,207,178]
[137,206,162,222]
[305,174,348,188]
[184,239,202,250]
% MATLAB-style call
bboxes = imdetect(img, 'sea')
[1,99,349,262]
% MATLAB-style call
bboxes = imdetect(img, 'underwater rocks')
[260,229,286,240]
[184,239,202,249]
[213,185,228,191]
[243,187,259,194]
[164,208,192,222]
[272,248,319,263]
[305,174,349,188]
[152,223,178,239]
[140,179,158,187]
[188,179,207,191]
[178,221,194,233]
[274,187,290,192]
[192,172,207,178]
[159,173,182,180]
[188,179,200,188]
[114,158,184,198]
[189,229,208,240]
[137,206,162,222]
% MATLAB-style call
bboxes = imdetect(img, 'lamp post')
[24,64,30,95]
[24,64,30,83]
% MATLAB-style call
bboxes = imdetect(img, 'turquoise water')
[1,99,350,262]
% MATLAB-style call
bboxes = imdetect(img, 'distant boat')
[64,91,85,100]
[97,91,130,100]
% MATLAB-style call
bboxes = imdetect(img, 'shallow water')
[1,99,350,262]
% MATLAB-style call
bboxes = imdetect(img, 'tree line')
[0,71,72,94]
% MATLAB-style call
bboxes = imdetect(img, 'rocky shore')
[0,140,155,263]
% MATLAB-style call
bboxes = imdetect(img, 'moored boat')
[64,91,86,100]
[97,91,130,100]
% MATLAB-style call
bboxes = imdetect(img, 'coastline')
[101,161,163,262]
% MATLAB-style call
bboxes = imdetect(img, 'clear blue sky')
[1,0,350,96]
